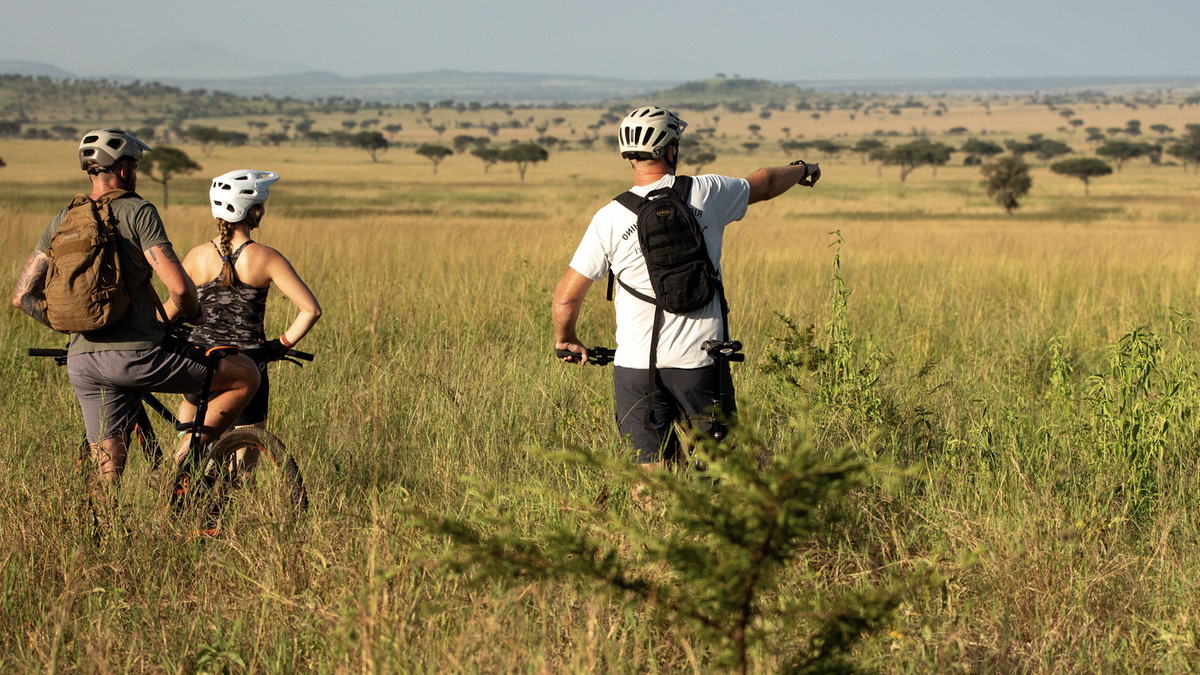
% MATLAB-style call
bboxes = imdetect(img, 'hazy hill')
[108,70,675,105]
[650,77,806,105]
[0,60,77,80]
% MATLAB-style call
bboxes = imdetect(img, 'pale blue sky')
[6,0,1198,82]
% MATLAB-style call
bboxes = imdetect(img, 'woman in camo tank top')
[170,170,322,430]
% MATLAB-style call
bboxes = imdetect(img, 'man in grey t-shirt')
[12,129,261,485]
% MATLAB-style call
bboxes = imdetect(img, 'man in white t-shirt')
[553,106,821,470]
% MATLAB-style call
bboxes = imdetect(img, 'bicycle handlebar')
[285,349,314,362]
[556,346,616,366]
[28,348,68,358]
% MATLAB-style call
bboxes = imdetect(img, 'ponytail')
[215,204,265,288]
[216,220,237,287]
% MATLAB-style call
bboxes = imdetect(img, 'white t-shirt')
[569,173,751,369]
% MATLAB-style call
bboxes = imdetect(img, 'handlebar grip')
[286,349,314,362]
[28,348,68,357]
[555,349,578,359]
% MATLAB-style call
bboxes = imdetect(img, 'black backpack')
[609,176,729,425]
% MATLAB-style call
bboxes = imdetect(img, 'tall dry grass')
[1,121,1200,672]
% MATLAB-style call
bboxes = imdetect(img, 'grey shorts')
[613,363,737,464]
[67,346,209,443]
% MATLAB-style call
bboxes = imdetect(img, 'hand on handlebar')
[265,337,291,358]
[556,341,588,365]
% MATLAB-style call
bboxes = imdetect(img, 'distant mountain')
[787,76,1200,95]
[105,40,307,80]
[109,70,675,104]
[0,60,77,79]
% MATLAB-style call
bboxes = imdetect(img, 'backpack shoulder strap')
[672,175,693,203]
[614,191,646,214]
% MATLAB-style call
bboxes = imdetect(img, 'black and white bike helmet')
[210,169,280,223]
[78,129,152,172]
[618,106,687,160]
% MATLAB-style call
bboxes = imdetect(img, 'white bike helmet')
[79,129,152,172]
[618,106,687,159]
[210,169,280,223]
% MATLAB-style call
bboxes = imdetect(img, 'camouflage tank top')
[188,241,269,348]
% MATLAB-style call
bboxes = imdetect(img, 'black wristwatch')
[790,159,809,179]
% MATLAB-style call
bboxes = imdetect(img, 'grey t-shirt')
[37,195,171,356]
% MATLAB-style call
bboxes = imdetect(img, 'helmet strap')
[664,142,680,172]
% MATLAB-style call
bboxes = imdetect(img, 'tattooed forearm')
[171,293,202,323]
[161,245,180,264]
[20,295,50,328]
[12,252,51,328]
[12,252,48,300]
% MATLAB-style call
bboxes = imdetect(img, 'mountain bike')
[29,341,313,534]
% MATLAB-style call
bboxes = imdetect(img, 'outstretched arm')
[146,243,204,324]
[552,268,594,364]
[11,250,51,328]
[745,161,821,205]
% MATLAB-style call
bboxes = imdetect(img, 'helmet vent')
[226,204,236,212]
[83,135,99,144]
[240,189,255,195]
[652,130,666,147]
[633,127,643,145]
[106,139,123,149]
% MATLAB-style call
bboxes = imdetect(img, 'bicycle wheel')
[208,428,310,517]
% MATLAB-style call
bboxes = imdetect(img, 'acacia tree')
[1051,157,1113,196]
[186,125,222,156]
[880,139,954,181]
[471,146,501,172]
[415,143,453,174]
[1096,139,1150,172]
[499,143,548,181]
[1168,125,1200,172]
[961,137,1004,163]
[138,147,200,209]
[352,131,389,162]
[851,138,885,164]
[1034,139,1073,161]
[980,156,1032,214]
[453,134,480,153]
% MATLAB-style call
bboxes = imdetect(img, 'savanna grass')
[2,130,1200,672]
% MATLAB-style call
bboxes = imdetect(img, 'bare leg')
[92,433,129,483]
[173,355,260,464]
[631,460,667,509]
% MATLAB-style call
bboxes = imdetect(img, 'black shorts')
[235,348,271,425]
[183,346,271,426]
[612,362,736,464]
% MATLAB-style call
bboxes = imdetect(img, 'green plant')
[423,422,909,674]
[981,155,1032,214]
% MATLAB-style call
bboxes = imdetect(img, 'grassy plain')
[4,96,1200,672]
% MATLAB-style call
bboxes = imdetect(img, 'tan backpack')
[44,189,139,333]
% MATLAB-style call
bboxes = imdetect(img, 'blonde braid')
[216,219,236,287]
